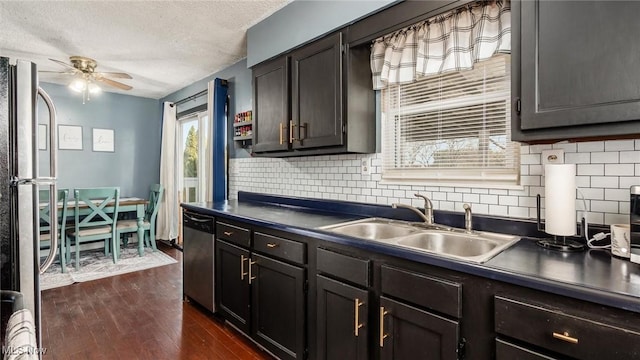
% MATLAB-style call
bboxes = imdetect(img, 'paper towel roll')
[545,164,576,236]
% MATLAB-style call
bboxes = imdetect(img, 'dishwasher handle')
[183,212,215,234]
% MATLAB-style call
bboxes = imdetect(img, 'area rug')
[40,247,177,290]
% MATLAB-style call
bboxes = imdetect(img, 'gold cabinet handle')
[279,122,284,145]
[354,298,364,336]
[379,306,389,347]
[266,243,279,248]
[249,259,257,284]
[289,120,297,143]
[240,254,248,281]
[224,231,233,236]
[552,332,578,344]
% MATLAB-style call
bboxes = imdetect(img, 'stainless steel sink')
[319,217,520,263]
[394,231,519,263]
[321,218,418,240]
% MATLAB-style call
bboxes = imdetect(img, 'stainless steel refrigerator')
[0,57,59,352]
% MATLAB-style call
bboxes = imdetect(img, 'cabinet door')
[215,240,250,334]
[291,32,343,150]
[253,56,290,153]
[316,275,369,360]
[379,296,459,360]
[517,1,640,137]
[251,253,305,360]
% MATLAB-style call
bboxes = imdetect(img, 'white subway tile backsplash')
[577,164,604,176]
[552,142,577,152]
[590,176,618,188]
[463,193,480,203]
[620,177,639,189]
[605,188,630,202]
[577,141,605,152]
[605,139,635,151]
[604,164,634,176]
[499,196,519,206]
[620,151,640,164]
[521,154,540,165]
[604,213,628,225]
[480,194,499,204]
[230,136,639,227]
[591,152,619,164]
[489,204,508,216]
[590,200,619,213]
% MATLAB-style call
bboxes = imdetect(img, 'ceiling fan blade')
[38,70,76,75]
[95,72,132,79]
[49,58,76,70]
[96,77,132,90]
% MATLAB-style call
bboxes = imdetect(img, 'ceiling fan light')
[69,79,86,92]
[88,82,101,94]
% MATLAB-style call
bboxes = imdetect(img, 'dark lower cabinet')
[379,296,460,360]
[251,253,305,360]
[216,239,250,334]
[316,275,369,360]
[496,339,560,360]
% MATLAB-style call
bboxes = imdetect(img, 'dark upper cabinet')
[291,32,343,150]
[316,275,369,360]
[252,31,375,157]
[513,0,640,142]
[252,56,290,153]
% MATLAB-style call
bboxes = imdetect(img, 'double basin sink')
[319,218,520,263]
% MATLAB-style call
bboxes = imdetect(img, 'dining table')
[42,197,149,257]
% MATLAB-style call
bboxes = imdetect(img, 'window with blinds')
[381,55,520,185]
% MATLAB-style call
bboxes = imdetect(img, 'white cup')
[611,224,631,258]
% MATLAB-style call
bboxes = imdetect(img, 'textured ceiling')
[0,0,291,99]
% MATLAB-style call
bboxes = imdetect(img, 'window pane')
[381,55,519,184]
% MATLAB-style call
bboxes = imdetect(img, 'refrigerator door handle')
[37,87,57,179]
[37,87,58,274]
[39,184,57,274]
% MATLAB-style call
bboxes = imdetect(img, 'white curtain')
[157,102,178,241]
[371,0,511,90]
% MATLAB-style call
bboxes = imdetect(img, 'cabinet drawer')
[316,248,369,287]
[381,265,461,318]
[216,221,250,248]
[495,296,640,360]
[254,232,306,265]
[496,339,559,360]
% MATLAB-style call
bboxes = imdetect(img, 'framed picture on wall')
[92,128,115,152]
[58,125,83,150]
[38,124,47,150]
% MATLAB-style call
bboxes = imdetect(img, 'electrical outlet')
[361,157,371,175]
[542,149,564,165]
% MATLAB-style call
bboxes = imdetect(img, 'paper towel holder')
[536,194,586,252]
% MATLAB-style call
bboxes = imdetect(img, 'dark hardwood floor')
[41,243,273,360]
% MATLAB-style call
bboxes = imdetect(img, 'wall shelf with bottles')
[233,110,253,145]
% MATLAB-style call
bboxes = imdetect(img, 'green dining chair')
[116,184,164,257]
[39,189,70,272]
[66,187,120,270]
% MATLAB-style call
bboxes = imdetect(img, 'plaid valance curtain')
[370,0,511,90]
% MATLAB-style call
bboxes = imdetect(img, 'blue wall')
[38,83,161,197]
[246,0,396,67]
[160,58,253,159]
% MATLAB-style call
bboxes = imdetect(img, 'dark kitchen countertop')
[182,194,640,313]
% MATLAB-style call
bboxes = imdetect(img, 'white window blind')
[381,54,520,185]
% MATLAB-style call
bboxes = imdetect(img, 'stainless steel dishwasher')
[182,210,216,312]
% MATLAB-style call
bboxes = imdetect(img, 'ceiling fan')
[42,56,133,102]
